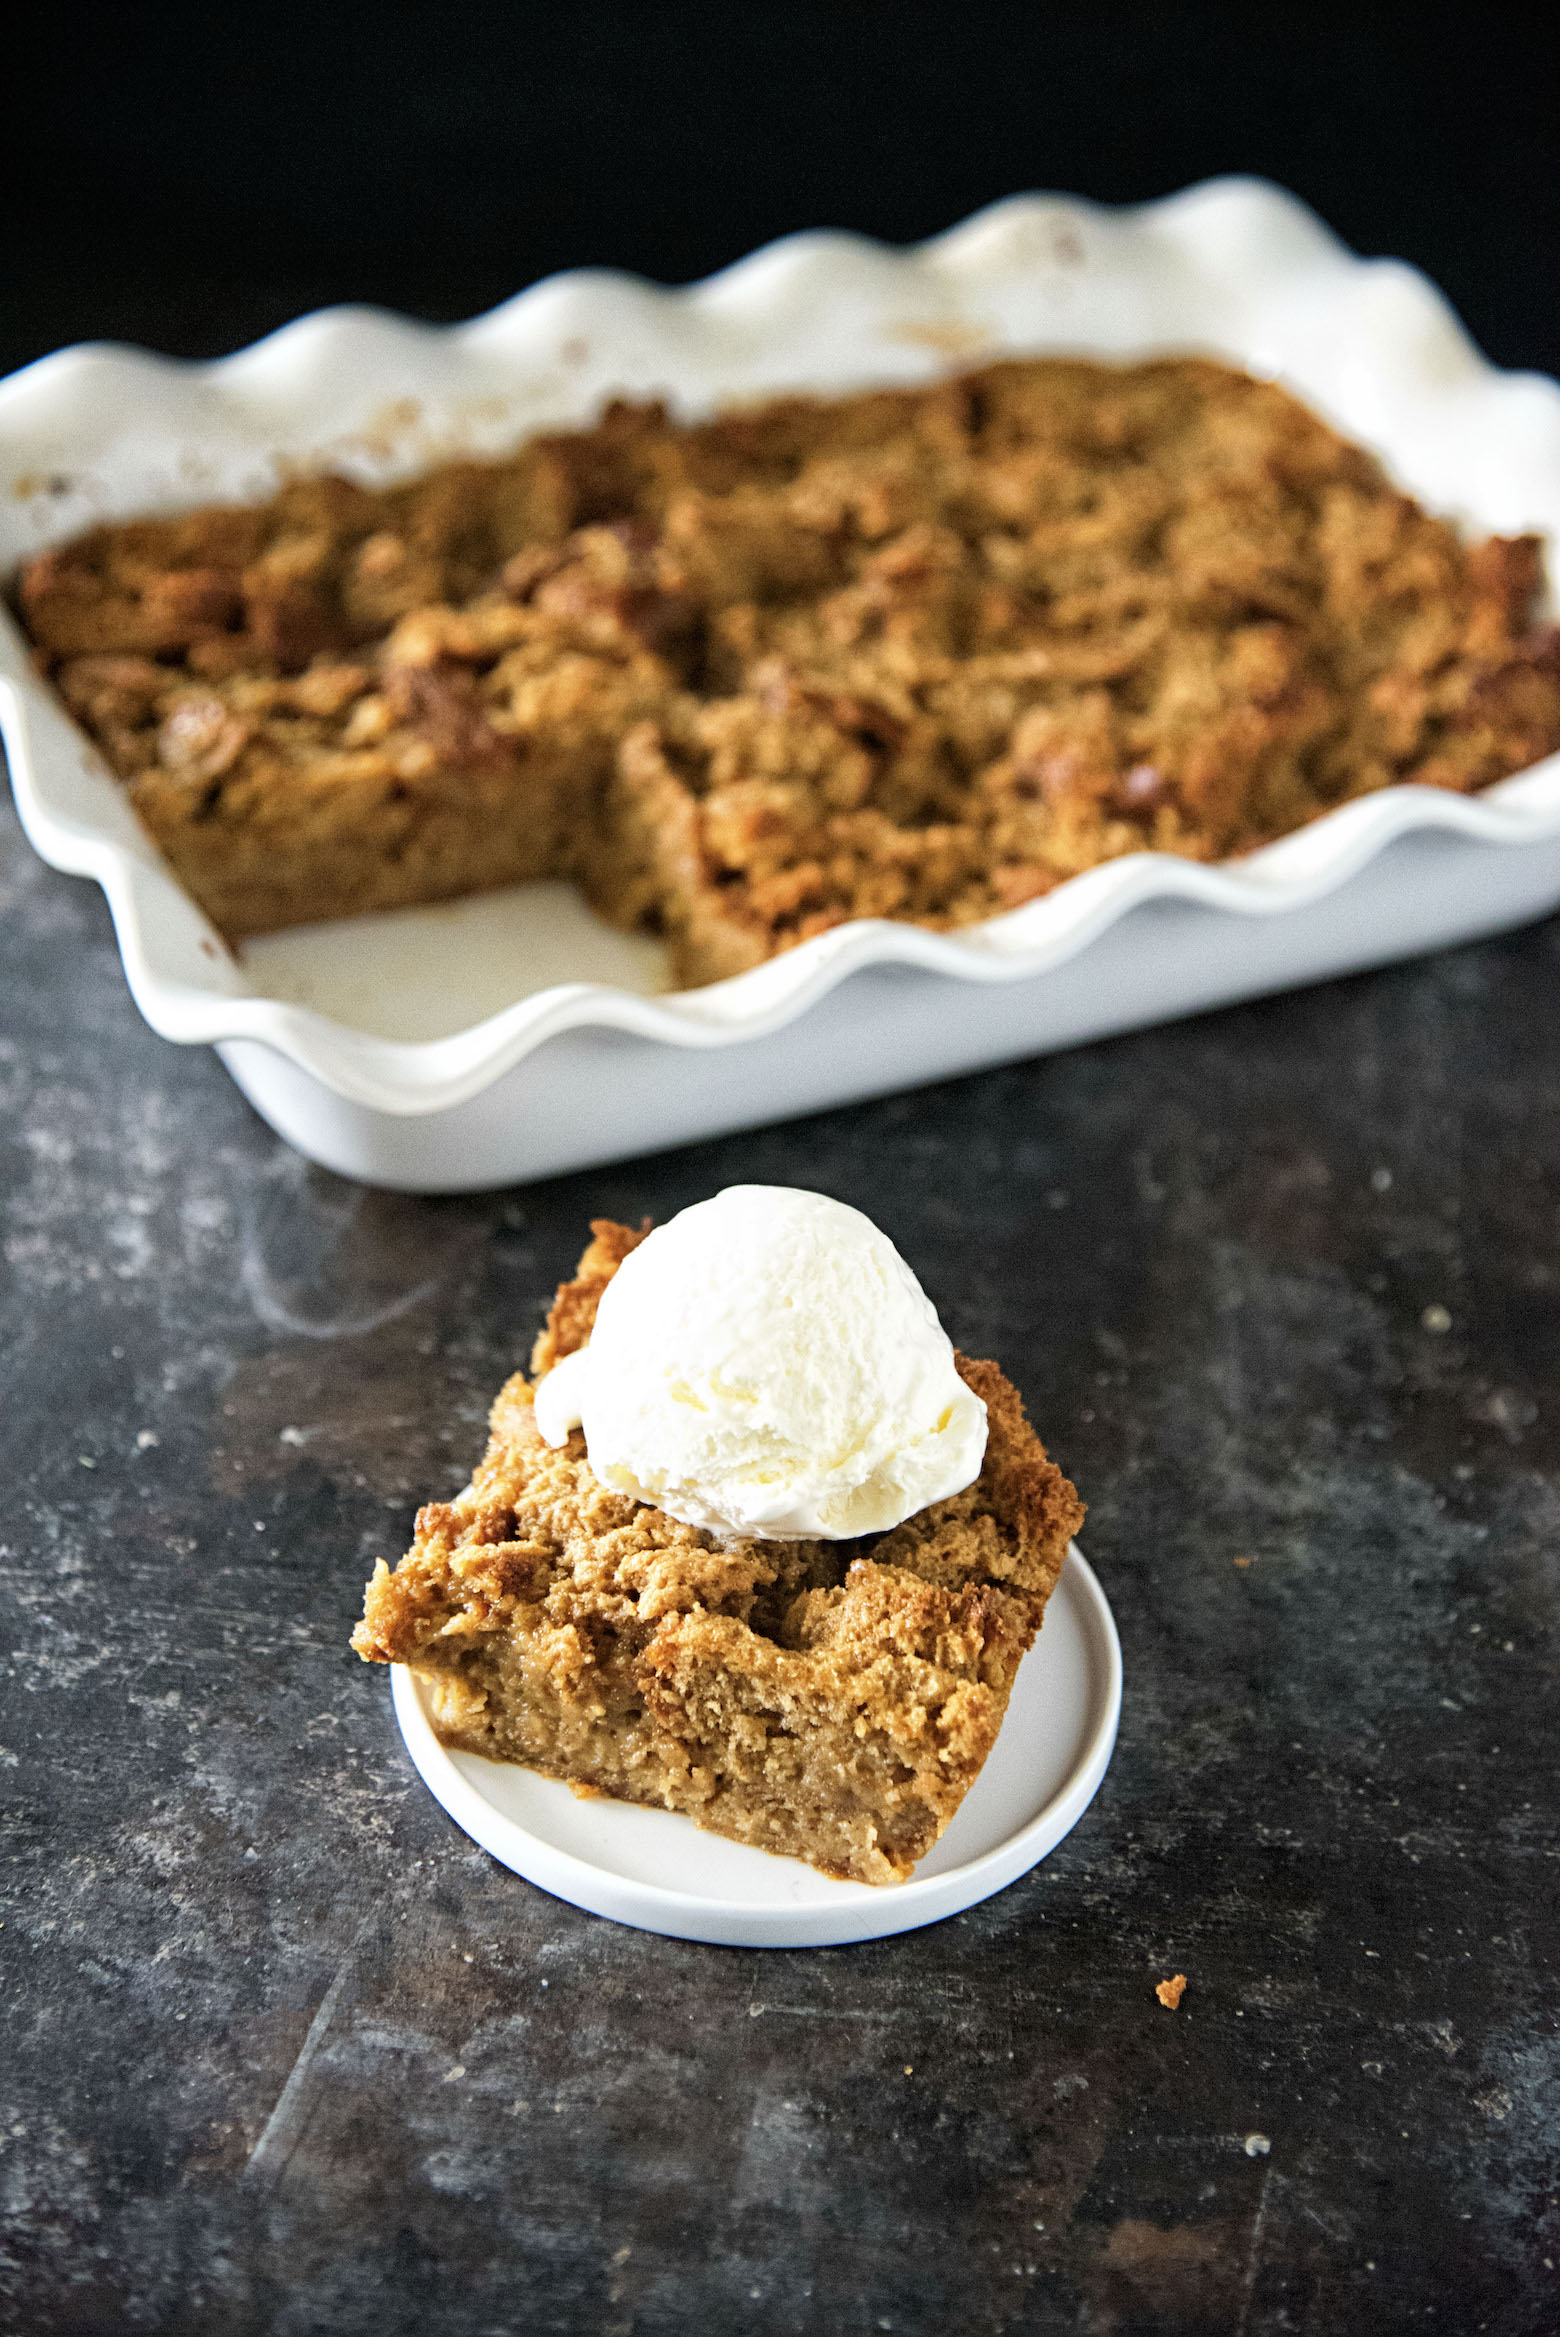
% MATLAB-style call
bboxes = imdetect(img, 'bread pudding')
[19,357,1560,987]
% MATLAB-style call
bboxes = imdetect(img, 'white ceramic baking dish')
[4,176,1559,1192]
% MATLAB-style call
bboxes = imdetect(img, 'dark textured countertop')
[3,784,1557,2335]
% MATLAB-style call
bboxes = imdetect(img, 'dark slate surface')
[2,786,1557,2337]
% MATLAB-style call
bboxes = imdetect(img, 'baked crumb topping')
[21,357,1559,986]
[353,1220,1084,1883]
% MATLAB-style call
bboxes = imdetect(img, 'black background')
[5,1,1557,380]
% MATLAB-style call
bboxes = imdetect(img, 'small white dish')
[388,1541,1121,1947]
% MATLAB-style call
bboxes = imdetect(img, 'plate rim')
[388,1540,1122,1949]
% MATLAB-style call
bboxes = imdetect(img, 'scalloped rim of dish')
[4,174,1559,1119]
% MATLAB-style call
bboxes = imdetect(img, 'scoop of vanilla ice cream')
[532,1186,987,1540]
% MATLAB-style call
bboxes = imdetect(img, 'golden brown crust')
[354,1220,1084,1883]
[527,1216,651,1378]
[29,357,1547,981]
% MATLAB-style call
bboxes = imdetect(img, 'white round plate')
[390,1542,1121,1947]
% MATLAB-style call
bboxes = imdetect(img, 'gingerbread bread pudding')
[18,358,1560,988]
[353,1219,1084,1883]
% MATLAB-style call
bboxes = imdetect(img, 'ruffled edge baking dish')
[3,176,1559,1186]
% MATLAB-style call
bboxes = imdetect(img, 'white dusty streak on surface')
[245,1925,372,2184]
